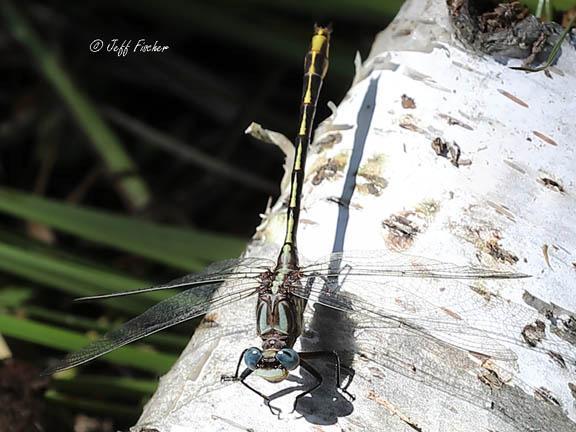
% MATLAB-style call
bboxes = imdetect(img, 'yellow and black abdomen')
[298,25,331,139]
[282,26,332,252]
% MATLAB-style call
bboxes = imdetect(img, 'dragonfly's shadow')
[297,278,358,424]
[294,77,379,424]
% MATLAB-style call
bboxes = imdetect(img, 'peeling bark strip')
[478,368,505,390]
[549,351,567,369]
[401,94,416,109]
[503,159,526,174]
[539,177,565,193]
[431,137,471,167]
[311,156,347,185]
[447,0,566,65]
[497,89,529,107]
[522,320,546,347]
[535,387,562,407]
[484,238,518,264]
[367,390,423,432]
[486,200,516,222]
[438,113,473,130]
[399,114,425,133]
[357,155,388,196]
[533,130,558,146]
[382,213,421,250]
[314,132,342,150]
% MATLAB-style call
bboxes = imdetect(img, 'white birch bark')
[133,1,576,431]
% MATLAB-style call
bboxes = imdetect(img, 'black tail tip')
[314,22,333,34]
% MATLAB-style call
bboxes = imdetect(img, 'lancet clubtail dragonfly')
[44,25,571,415]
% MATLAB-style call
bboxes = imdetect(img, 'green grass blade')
[51,374,158,398]
[0,1,150,209]
[0,286,33,308]
[510,15,576,72]
[45,390,141,419]
[0,314,177,373]
[0,240,163,314]
[24,305,189,350]
[0,187,246,270]
[524,0,576,11]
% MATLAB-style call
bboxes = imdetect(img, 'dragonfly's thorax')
[256,265,306,349]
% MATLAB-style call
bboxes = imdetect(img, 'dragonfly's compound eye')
[243,347,263,370]
[276,348,300,371]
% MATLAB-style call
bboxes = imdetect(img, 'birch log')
[133,1,576,431]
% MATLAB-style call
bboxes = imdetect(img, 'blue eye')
[243,347,262,370]
[276,349,299,371]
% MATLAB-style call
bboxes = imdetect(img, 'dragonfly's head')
[243,347,300,383]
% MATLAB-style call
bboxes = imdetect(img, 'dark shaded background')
[2,1,394,234]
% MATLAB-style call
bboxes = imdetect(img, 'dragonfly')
[44,25,570,415]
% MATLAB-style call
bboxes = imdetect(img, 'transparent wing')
[352,318,494,405]
[301,250,529,280]
[43,278,261,375]
[351,315,547,431]
[76,256,273,301]
[294,275,575,363]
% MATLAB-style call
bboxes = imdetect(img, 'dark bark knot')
[446,0,573,66]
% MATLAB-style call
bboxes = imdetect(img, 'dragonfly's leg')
[238,368,281,417]
[220,350,281,416]
[306,271,328,284]
[306,269,347,293]
[300,351,355,400]
[304,271,330,297]
[330,351,355,399]
[303,272,318,296]
[220,349,247,382]
[233,349,247,378]
[294,359,323,413]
